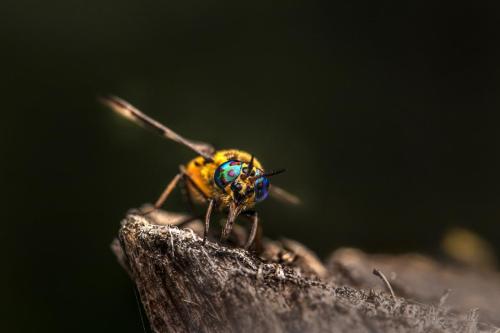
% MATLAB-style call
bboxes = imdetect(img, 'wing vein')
[101,95,214,160]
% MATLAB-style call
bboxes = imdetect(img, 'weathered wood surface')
[328,248,500,326]
[112,210,500,333]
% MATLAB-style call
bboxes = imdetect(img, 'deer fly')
[101,96,300,249]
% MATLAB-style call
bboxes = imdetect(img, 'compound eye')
[214,160,242,189]
[255,176,270,202]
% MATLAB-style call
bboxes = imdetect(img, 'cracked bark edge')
[112,213,499,333]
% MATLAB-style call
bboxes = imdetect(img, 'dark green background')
[2,1,499,332]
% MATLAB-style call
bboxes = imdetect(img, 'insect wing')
[269,184,301,205]
[101,95,215,160]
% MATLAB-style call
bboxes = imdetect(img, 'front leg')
[203,199,215,244]
[243,210,259,250]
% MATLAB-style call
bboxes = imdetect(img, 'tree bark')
[112,210,500,333]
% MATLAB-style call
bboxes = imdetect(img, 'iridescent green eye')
[214,160,242,189]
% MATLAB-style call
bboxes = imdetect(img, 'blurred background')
[2,0,500,332]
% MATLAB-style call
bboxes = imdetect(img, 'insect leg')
[203,199,215,244]
[153,173,183,209]
[140,172,183,215]
[177,165,215,244]
[180,174,196,213]
[178,165,209,202]
[243,210,259,250]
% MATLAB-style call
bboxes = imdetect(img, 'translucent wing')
[101,95,215,160]
[269,185,301,205]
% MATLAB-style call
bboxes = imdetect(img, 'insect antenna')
[252,169,286,181]
[263,169,286,177]
[246,155,255,176]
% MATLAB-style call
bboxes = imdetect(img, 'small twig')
[373,268,396,299]
[439,289,452,307]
